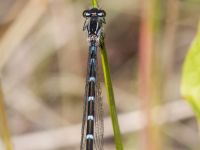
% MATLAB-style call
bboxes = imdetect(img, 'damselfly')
[80,8,106,150]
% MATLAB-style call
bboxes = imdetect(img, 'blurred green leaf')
[181,21,200,120]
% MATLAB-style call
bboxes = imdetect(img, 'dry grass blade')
[0,81,13,150]
[0,0,48,70]
[8,100,193,150]
[138,0,163,149]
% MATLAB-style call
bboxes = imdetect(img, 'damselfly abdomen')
[80,8,106,150]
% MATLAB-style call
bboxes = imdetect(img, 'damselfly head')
[83,8,106,41]
[83,8,106,18]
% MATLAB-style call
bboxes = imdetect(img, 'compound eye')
[83,10,91,17]
[97,10,106,17]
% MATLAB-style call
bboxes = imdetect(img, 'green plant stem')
[100,35,124,150]
[91,0,98,8]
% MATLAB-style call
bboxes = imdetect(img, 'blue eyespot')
[83,10,91,17]
[97,10,106,17]
[97,12,103,17]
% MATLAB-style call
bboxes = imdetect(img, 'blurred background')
[0,0,200,150]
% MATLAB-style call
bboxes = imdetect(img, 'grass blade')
[0,82,13,150]
[100,34,124,150]
[90,0,123,148]
[91,0,98,8]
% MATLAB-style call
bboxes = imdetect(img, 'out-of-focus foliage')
[181,21,200,120]
[0,0,200,150]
